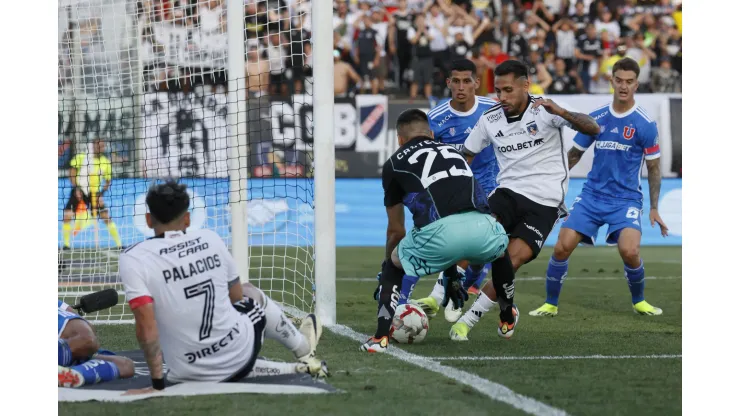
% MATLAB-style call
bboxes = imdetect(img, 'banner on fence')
[355,95,389,152]
[58,178,681,249]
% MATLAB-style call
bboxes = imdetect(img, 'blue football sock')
[72,359,121,385]
[624,260,645,304]
[463,264,491,291]
[545,256,569,306]
[59,339,73,366]
[399,274,420,305]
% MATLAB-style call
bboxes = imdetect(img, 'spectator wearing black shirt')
[569,1,590,37]
[354,13,380,94]
[506,21,529,61]
[574,23,602,93]
[548,58,582,94]
[392,0,416,90]
[407,14,435,99]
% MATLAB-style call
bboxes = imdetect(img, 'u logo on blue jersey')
[623,127,635,140]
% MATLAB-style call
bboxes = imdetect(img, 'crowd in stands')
[59,0,682,99]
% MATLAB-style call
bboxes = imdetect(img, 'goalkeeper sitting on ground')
[58,300,135,387]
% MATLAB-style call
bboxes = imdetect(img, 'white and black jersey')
[463,95,574,213]
[119,229,257,383]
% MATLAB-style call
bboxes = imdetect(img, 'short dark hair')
[146,180,190,224]
[612,57,640,78]
[396,109,429,138]
[448,59,477,77]
[494,60,529,79]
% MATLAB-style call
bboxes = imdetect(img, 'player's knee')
[509,253,527,271]
[553,240,575,261]
[75,333,100,358]
[112,356,136,379]
[618,245,641,264]
[391,247,402,269]
[241,282,267,307]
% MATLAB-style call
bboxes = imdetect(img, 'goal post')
[57,0,336,325]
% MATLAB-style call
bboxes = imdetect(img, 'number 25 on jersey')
[408,146,473,189]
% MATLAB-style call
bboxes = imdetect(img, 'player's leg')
[58,318,131,388]
[97,201,122,248]
[240,282,324,367]
[615,228,663,315]
[410,260,466,319]
[361,248,407,353]
[529,228,583,317]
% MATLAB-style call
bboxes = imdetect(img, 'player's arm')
[382,161,406,259]
[462,119,491,165]
[643,123,669,236]
[568,130,597,169]
[119,253,165,391]
[533,99,600,136]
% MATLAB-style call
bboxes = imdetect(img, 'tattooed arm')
[645,157,669,236]
[132,303,165,382]
[567,146,585,170]
[558,110,601,136]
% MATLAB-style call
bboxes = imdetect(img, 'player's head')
[92,138,105,155]
[447,59,480,106]
[493,60,530,117]
[611,57,640,104]
[145,180,191,231]
[396,109,432,146]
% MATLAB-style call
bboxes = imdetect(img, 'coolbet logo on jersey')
[498,138,545,153]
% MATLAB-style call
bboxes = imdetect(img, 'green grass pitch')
[59,246,681,416]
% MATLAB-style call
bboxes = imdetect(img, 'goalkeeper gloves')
[373,261,385,301]
[441,267,469,310]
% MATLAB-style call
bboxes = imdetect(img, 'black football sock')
[374,260,405,339]
[490,251,516,323]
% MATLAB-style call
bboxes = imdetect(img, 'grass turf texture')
[59,246,681,416]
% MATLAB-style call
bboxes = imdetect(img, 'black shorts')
[487,187,560,261]
[225,298,267,382]
[63,187,107,214]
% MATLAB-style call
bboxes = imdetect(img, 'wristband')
[152,378,165,390]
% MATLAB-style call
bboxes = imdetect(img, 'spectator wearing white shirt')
[266,26,288,96]
[594,9,620,41]
[553,18,577,71]
[371,6,390,93]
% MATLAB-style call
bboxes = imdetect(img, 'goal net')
[58,0,330,323]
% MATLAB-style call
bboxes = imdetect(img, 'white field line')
[428,354,682,361]
[329,324,569,416]
[336,276,681,283]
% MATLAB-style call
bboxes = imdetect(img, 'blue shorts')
[561,191,642,245]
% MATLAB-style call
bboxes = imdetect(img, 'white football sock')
[459,291,496,328]
[429,273,445,305]
[253,289,311,359]
[249,359,299,377]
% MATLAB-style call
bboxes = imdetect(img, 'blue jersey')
[58,299,84,337]
[427,96,500,195]
[573,103,660,203]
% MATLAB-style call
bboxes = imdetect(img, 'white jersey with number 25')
[119,229,253,383]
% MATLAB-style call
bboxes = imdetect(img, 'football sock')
[106,222,122,247]
[59,339,73,366]
[249,359,301,377]
[624,260,646,304]
[459,291,496,328]
[375,261,405,338]
[545,256,569,306]
[62,223,72,248]
[429,274,446,306]
[463,263,491,291]
[399,274,420,305]
[253,288,311,359]
[490,251,515,309]
[72,359,121,385]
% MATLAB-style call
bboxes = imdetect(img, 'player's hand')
[123,387,158,396]
[649,208,669,237]
[532,98,566,116]
[441,270,469,310]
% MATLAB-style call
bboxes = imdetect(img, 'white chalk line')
[328,323,569,416]
[336,276,681,283]
[428,354,682,362]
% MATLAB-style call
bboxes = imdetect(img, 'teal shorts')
[397,211,509,277]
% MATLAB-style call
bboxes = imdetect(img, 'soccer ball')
[390,303,429,344]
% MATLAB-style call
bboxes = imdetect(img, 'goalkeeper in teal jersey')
[58,300,135,387]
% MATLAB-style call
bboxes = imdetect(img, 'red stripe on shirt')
[644,145,660,154]
[129,296,153,309]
